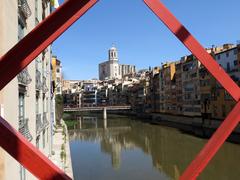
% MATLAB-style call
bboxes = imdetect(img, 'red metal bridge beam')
[0,0,98,90]
[0,0,98,179]
[143,0,240,179]
[180,101,240,179]
[143,0,240,102]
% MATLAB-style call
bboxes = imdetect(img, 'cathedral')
[99,46,136,80]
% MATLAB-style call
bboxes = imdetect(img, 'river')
[66,113,240,180]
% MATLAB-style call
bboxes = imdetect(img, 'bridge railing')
[63,105,132,111]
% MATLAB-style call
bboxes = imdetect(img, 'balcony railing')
[18,68,32,86]
[36,70,42,91]
[19,117,33,141]
[36,114,44,135]
[18,0,32,19]
[42,76,49,93]
[43,112,49,128]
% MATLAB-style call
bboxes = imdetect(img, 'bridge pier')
[79,117,82,130]
[103,107,107,120]
[104,118,107,129]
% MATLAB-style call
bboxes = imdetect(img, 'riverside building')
[0,0,53,179]
[52,56,63,95]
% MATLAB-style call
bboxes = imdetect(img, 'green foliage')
[60,144,66,163]
[64,119,78,129]
[61,144,64,151]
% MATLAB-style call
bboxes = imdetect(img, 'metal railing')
[42,76,48,93]
[18,0,32,19]
[19,117,32,141]
[36,114,43,135]
[36,70,42,91]
[18,68,32,86]
[43,112,49,128]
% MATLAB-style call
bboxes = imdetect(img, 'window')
[47,128,49,143]
[36,95,39,114]
[227,62,230,72]
[36,135,40,149]
[20,165,26,180]
[217,54,220,60]
[43,130,45,148]
[234,60,238,66]
[57,77,60,82]
[19,93,25,122]
[56,68,60,73]
[43,95,45,113]
[57,87,60,92]
[46,98,49,113]
[35,0,39,24]
[226,52,229,57]
[18,20,25,41]
[234,49,237,55]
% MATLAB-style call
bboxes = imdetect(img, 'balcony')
[18,0,32,19]
[18,68,32,86]
[36,70,42,91]
[43,112,49,128]
[42,0,50,11]
[19,117,33,141]
[42,76,49,93]
[36,114,44,135]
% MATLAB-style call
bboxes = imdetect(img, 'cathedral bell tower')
[108,45,118,61]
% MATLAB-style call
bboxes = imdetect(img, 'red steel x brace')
[0,0,98,179]
[0,0,239,179]
[144,0,240,179]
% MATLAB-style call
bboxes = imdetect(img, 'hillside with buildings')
[63,43,240,121]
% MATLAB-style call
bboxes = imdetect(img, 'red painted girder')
[180,101,240,179]
[0,0,98,90]
[0,116,71,179]
[143,0,240,102]
[0,0,98,179]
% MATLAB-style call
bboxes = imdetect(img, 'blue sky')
[52,0,240,80]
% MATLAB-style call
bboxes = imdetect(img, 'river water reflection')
[68,114,240,180]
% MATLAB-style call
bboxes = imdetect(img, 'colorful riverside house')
[0,0,53,179]
[159,69,165,113]
[151,67,161,113]
[209,45,240,120]
[175,61,183,115]
[52,56,63,95]
[161,62,176,114]
[181,55,201,117]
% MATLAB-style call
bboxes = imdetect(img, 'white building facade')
[99,46,136,80]
[215,45,240,81]
[0,0,53,179]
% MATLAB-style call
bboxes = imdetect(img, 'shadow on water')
[65,113,240,180]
